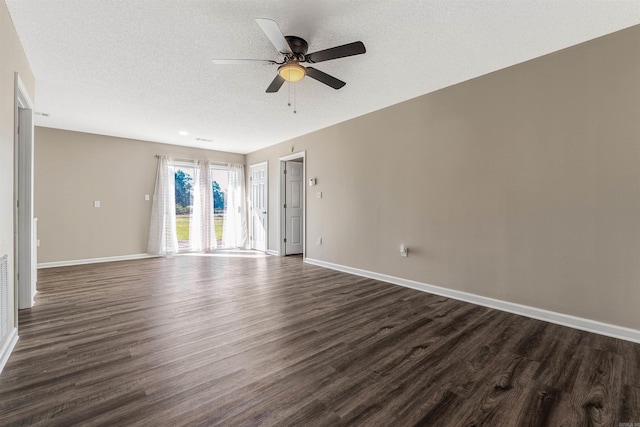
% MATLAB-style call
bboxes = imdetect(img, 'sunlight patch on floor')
[178,250,269,258]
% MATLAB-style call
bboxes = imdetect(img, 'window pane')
[174,166,194,251]
[211,168,228,246]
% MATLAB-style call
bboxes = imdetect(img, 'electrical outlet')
[94,201,101,208]
[145,194,150,201]
[316,191,322,199]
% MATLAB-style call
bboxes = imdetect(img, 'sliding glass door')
[172,163,231,251]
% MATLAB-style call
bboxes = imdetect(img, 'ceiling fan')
[212,18,366,93]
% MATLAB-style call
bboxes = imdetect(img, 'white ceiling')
[6,1,640,154]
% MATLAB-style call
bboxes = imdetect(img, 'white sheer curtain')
[222,163,248,249]
[189,160,216,252]
[147,155,179,255]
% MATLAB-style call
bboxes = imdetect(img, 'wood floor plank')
[0,253,638,426]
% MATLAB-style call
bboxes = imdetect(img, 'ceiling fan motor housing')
[285,35,308,60]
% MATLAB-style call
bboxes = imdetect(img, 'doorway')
[14,73,36,317]
[249,162,268,252]
[279,152,305,256]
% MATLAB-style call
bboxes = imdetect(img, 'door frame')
[278,151,305,257]
[14,73,35,317]
[249,161,268,252]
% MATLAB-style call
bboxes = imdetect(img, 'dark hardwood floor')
[0,253,638,426]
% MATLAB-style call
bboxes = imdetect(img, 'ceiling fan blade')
[305,67,346,90]
[266,74,286,93]
[212,59,277,65]
[306,41,366,63]
[255,18,292,55]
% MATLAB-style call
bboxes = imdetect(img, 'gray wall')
[247,25,640,331]
[34,127,244,263]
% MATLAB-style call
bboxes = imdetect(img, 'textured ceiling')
[6,0,640,154]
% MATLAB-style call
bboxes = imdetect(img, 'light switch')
[400,244,408,257]
[316,192,322,199]
[145,194,150,201]
[94,201,101,208]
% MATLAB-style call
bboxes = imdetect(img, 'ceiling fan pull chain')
[293,84,297,114]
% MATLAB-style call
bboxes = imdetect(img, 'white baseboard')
[38,253,157,269]
[266,249,279,256]
[0,328,18,375]
[304,258,640,344]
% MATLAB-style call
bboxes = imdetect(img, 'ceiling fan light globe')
[278,63,306,82]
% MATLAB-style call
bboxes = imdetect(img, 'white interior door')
[284,161,303,255]
[250,163,267,252]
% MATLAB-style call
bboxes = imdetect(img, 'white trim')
[304,258,640,344]
[278,152,306,162]
[38,253,157,269]
[266,249,279,256]
[15,79,33,109]
[0,328,19,375]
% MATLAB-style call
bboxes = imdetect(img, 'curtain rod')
[155,154,232,166]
